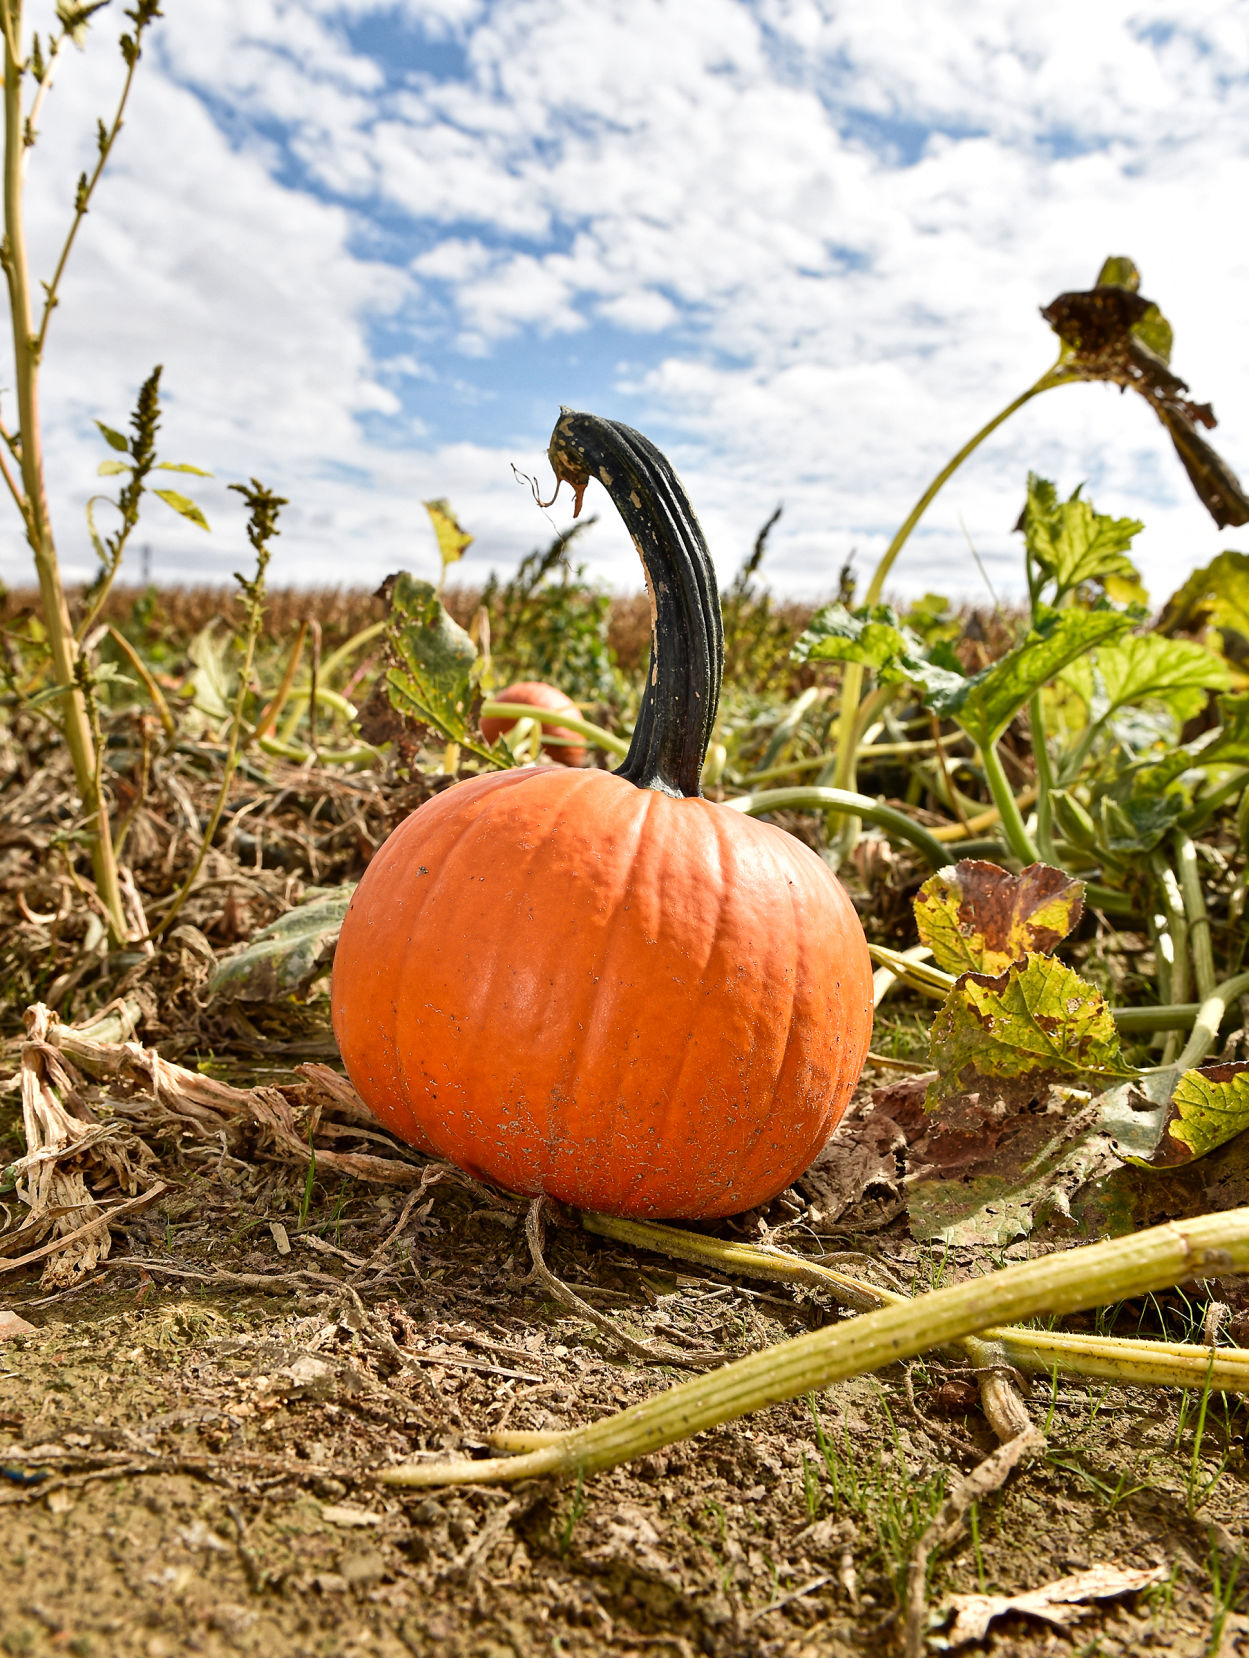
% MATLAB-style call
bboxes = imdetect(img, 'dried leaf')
[938,1562,1169,1647]
[914,860,1084,977]
[1042,262,1249,528]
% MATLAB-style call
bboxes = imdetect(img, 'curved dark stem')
[547,408,722,798]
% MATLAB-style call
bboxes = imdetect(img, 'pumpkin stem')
[548,409,722,798]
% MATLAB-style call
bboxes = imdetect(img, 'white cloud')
[0,0,1246,614]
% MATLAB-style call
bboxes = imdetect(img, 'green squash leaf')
[914,860,1084,978]
[208,886,356,1003]
[930,607,1134,750]
[1022,473,1144,599]
[382,572,503,765]
[1134,1063,1249,1168]
[1132,691,1249,794]
[1063,634,1231,727]
[1158,549,1249,655]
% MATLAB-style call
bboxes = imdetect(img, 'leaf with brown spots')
[913,860,1084,977]
[926,954,1127,1111]
[1136,1061,1249,1168]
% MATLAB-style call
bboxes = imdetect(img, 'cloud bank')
[1,0,1246,607]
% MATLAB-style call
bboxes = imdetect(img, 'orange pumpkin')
[331,411,873,1218]
[480,680,587,766]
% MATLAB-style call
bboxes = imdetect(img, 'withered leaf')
[914,860,1084,977]
[1041,263,1249,529]
[939,1563,1169,1648]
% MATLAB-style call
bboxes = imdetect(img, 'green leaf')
[186,619,234,729]
[1022,473,1144,598]
[383,573,502,765]
[155,462,214,477]
[914,860,1084,977]
[927,954,1127,1105]
[423,498,473,575]
[97,459,130,477]
[932,607,1134,750]
[1158,549,1249,655]
[1095,256,1141,292]
[1133,692,1249,793]
[208,887,356,1002]
[84,498,107,563]
[794,603,966,698]
[94,419,129,452]
[153,488,210,531]
[1064,634,1231,726]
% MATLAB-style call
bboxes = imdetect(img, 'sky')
[1,0,1248,607]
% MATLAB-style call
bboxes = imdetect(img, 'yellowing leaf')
[926,954,1126,1106]
[424,498,473,574]
[914,860,1084,977]
[1141,1062,1249,1167]
[153,488,210,531]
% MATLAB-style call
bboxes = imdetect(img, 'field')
[3,508,1249,1658]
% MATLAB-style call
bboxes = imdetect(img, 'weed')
[298,1122,317,1230]
[557,1469,587,1557]
[801,1450,822,1522]
[1207,1533,1245,1656]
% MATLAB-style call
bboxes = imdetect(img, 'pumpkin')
[480,680,587,766]
[331,411,873,1219]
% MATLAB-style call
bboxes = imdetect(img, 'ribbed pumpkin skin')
[479,681,586,767]
[331,765,873,1219]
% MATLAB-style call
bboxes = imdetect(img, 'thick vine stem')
[724,786,952,869]
[548,409,721,798]
[831,364,1072,796]
[378,1206,1249,1487]
[480,700,630,757]
[579,1215,1249,1394]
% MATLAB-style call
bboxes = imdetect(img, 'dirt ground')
[3,1136,1248,1658]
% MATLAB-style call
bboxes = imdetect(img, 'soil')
[2,1141,1247,1658]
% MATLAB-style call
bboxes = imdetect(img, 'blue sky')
[3,0,1248,604]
